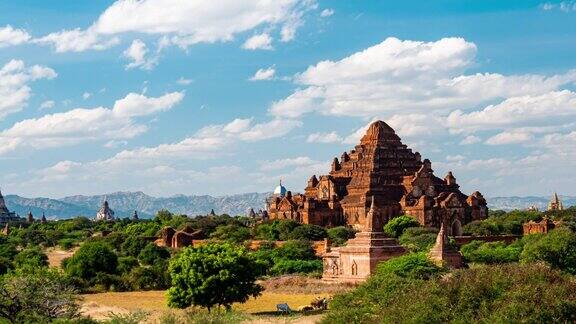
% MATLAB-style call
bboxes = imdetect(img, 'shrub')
[137,243,170,266]
[327,226,356,246]
[323,263,576,324]
[0,267,80,323]
[167,243,264,311]
[398,227,438,252]
[209,224,251,243]
[383,216,420,238]
[288,224,327,241]
[121,236,149,257]
[521,227,576,274]
[252,223,278,241]
[376,252,443,280]
[117,256,139,274]
[13,246,49,269]
[64,241,118,282]
[270,259,323,275]
[58,238,76,250]
[276,220,300,241]
[275,240,317,260]
[461,240,523,264]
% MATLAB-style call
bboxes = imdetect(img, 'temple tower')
[547,192,564,211]
[322,196,406,282]
[95,200,115,221]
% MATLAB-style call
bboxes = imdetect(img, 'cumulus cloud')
[123,39,158,70]
[11,116,304,196]
[270,37,576,119]
[485,131,533,145]
[35,0,316,53]
[0,25,31,47]
[249,67,276,81]
[0,60,57,120]
[320,8,334,17]
[242,33,273,50]
[447,90,576,133]
[0,91,184,154]
[34,28,120,53]
[307,131,342,143]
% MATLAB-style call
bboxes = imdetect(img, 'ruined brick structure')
[267,121,488,235]
[523,218,559,235]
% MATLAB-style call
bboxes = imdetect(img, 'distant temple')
[547,192,564,211]
[266,121,488,235]
[0,189,21,225]
[95,200,115,221]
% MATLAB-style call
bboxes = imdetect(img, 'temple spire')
[365,196,381,233]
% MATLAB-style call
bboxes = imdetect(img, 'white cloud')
[0,60,57,120]
[446,155,465,162]
[123,39,158,70]
[541,2,576,12]
[242,33,273,50]
[35,0,316,53]
[0,25,31,47]
[485,131,533,145]
[320,8,334,17]
[176,77,193,85]
[249,67,276,81]
[39,100,55,110]
[0,91,183,154]
[34,28,120,53]
[270,37,576,118]
[460,135,481,145]
[307,131,342,143]
[260,156,318,171]
[82,92,92,100]
[447,90,576,133]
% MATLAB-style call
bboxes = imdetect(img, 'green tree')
[376,252,443,280]
[327,226,356,246]
[167,243,263,311]
[521,227,576,274]
[383,216,420,238]
[461,240,523,264]
[13,246,48,269]
[275,240,317,260]
[121,236,149,257]
[209,224,251,243]
[0,267,80,323]
[137,243,170,266]
[398,227,438,252]
[64,241,118,281]
[288,224,327,241]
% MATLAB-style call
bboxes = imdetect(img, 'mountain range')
[3,192,574,220]
[4,191,270,219]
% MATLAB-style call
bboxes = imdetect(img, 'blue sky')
[0,0,575,198]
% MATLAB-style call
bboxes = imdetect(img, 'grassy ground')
[45,247,76,268]
[82,291,327,314]
[81,275,352,323]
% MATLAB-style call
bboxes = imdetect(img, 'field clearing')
[82,290,329,313]
[46,247,76,268]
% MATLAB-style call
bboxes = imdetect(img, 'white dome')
[273,181,287,196]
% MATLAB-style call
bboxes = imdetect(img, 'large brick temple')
[266,120,488,235]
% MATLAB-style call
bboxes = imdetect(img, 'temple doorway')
[451,219,463,236]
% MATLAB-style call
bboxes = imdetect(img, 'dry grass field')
[80,275,352,323]
[45,247,76,268]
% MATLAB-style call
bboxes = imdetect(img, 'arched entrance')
[451,219,463,236]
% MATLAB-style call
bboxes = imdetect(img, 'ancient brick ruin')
[267,120,488,235]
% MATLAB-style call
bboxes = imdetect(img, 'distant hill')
[488,195,575,211]
[3,192,574,220]
[5,191,270,220]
